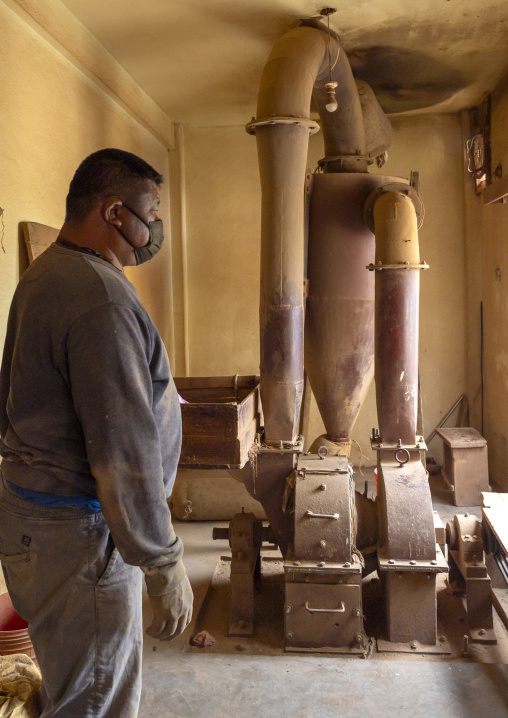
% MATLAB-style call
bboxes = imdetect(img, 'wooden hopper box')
[174,375,261,469]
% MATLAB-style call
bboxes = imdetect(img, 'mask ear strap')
[123,204,150,229]
[114,225,138,251]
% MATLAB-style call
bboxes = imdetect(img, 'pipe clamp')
[367,261,429,271]
[246,117,320,135]
[317,154,373,168]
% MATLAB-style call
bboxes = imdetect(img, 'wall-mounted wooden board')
[21,222,59,264]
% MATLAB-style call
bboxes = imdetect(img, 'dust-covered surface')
[183,473,508,663]
[141,652,508,718]
[58,0,508,126]
[140,477,508,716]
[185,556,508,663]
[186,553,285,656]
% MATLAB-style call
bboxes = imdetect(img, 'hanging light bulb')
[325,81,338,112]
[320,7,338,113]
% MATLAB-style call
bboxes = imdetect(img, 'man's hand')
[146,572,193,641]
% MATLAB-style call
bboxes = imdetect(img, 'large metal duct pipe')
[355,78,393,162]
[301,26,396,456]
[372,191,425,444]
[247,22,367,444]
[305,172,404,454]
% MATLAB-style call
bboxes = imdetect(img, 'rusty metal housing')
[222,16,444,653]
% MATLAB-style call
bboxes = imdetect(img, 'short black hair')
[65,148,163,221]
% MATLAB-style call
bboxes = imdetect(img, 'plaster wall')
[182,115,467,466]
[0,0,175,358]
[182,126,261,378]
[480,72,508,490]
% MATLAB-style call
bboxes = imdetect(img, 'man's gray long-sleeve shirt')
[0,242,182,569]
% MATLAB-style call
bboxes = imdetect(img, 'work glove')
[144,560,194,641]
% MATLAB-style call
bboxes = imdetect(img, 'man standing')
[0,148,192,717]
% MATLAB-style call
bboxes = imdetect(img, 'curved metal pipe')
[312,44,367,172]
[299,17,367,171]
[248,22,370,443]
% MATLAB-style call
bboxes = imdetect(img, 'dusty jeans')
[0,476,143,717]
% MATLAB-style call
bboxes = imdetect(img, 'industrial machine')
[186,12,451,654]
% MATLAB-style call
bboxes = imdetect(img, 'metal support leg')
[228,511,263,637]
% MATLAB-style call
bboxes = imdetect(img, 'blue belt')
[6,481,101,513]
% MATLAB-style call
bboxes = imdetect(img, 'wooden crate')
[175,375,260,469]
[436,427,490,506]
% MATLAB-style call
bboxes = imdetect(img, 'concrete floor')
[139,471,508,717]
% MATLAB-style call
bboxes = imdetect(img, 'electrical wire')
[327,12,332,79]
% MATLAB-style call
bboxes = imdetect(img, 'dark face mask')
[117,204,164,265]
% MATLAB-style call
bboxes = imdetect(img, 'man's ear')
[102,197,123,227]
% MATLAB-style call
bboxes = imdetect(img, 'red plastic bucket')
[0,592,36,660]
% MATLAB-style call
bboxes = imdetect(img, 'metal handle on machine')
[394,448,410,467]
[317,445,328,459]
[305,601,345,614]
[305,511,339,520]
